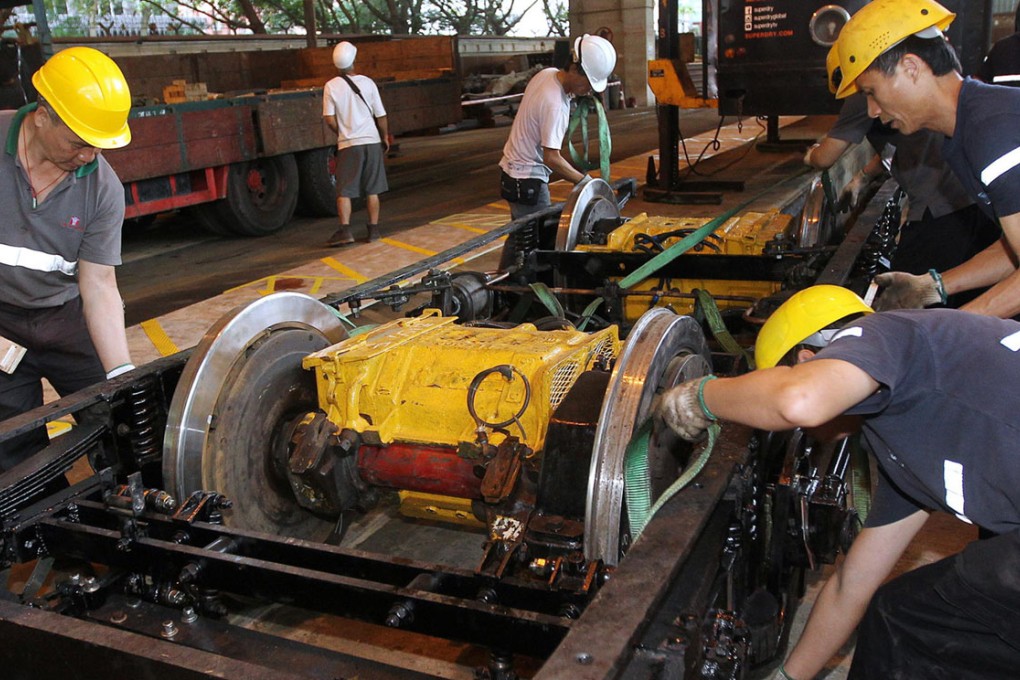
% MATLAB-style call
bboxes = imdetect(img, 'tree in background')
[541,0,566,37]
[7,0,567,36]
[427,0,535,36]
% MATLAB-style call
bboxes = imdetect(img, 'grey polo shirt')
[1,104,125,309]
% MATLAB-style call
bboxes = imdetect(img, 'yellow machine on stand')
[528,177,839,334]
[576,210,792,320]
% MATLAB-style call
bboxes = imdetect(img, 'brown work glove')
[656,376,716,442]
[874,270,946,311]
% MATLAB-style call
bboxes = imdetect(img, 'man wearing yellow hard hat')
[657,285,1020,678]
[0,47,135,469]
[828,0,1020,319]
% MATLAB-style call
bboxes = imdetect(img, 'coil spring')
[857,188,904,279]
[126,379,161,467]
[509,218,540,256]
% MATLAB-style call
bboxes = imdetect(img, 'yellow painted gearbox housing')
[302,310,621,452]
[576,210,792,319]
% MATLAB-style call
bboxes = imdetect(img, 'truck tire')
[296,147,338,217]
[219,155,300,236]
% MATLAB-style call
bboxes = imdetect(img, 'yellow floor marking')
[381,238,465,265]
[140,319,180,356]
[46,421,73,438]
[319,259,370,284]
[431,213,512,231]
[222,274,363,295]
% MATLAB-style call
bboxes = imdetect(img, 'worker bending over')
[497,34,616,221]
[658,286,1020,678]
[829,0,1020,317]
[0,47,135,471]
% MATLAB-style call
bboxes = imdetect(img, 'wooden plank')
[256,95,334,156]
[106,104,256,180]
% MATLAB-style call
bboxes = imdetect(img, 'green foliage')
[541,0,566,37]
[427,0,535,36]
[7,0,564,37]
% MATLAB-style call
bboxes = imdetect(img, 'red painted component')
[123,166,230,220]
[358,443,483,499]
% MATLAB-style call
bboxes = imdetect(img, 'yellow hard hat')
[754,285,873,369]
[32,47,132,149]
[832,0,955,99]
[826,45,840,94]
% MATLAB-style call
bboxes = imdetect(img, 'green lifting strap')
[623,419,721,538]
[693,289,755,369]
[328,306,359,329]
[849,433,872,526]
[575,168,811,331]
[821,168,839,209]
[567,95,612,182]
[528,282,566,319]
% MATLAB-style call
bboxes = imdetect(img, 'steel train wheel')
[163,292,347,539]
[585,308,711,565]
[555,177,620,251]
[796,175,836,248]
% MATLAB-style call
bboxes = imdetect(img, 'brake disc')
[556,177,620,251]
[584,308,711,565]
[163,292,347,539]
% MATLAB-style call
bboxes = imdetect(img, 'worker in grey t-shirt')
[0,47,134,471]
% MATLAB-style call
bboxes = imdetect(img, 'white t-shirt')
[499,68,569,182]
[323,74,387,150]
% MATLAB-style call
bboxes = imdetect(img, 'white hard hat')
[573,34,617,93]
[332,41,357,70]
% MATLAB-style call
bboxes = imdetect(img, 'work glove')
[874,270,947,311]
[656,375,717,442]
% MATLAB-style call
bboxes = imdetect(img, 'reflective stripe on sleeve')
[981,145,1020,186]
[0,244,77,276]
[992,75,1020,83]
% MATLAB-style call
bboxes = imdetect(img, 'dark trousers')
[0,297,104,471]
[891,204,1001,308]
[850,528,1020,679]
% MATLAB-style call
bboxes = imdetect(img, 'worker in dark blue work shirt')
[977,2,1020,87]
[829,0,1020,318]
[657,285,1020,679]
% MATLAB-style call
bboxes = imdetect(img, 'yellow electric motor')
[575,210,792,319]
[303,309,621,453]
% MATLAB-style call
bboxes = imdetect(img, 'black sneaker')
[326,226,355,247]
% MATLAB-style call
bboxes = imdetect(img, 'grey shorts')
[335,143,389,198]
